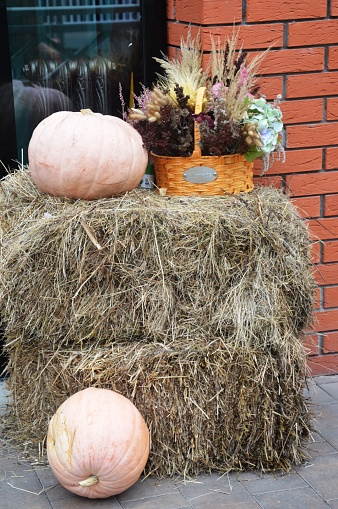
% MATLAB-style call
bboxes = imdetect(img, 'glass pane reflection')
[4,0,143,164]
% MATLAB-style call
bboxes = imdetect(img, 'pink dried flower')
[240,66,249,85]
[211,82,224,97]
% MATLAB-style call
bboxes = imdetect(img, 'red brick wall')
[166,0,338,375]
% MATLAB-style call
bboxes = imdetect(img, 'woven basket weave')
[151,87,254,196]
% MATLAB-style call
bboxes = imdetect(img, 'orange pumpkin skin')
[28,110,148,200]
[47,387,150,498]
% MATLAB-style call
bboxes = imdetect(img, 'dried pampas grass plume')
[153,29,206,107]
[206,28,269,121]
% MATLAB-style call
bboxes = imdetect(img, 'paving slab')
[0,489,52,509]
[119,492,191,509]
[315,375,338,385]
[117,476,180,502]
[178,473,263,509]
[0,469,52,509]
[253,486,331,509]
[318,427,338,451]
[239,470,308,495]
[34,466,78,503]
[184,488,261,509]
[296,453,338,501]
[50,495,121,509]
[304,383,338,405]
[320,382,338,401]
[312,403,338,431]
[234,470,267,481]
[177,472,237,499]
[305,438,338,457]
[308,430,327,443]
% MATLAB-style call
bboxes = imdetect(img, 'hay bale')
[6,339,311,476]
[0,169,315,476]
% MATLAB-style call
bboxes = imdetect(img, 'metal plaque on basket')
[183,166,218,184]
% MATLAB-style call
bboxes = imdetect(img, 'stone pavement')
[1,375,338,509]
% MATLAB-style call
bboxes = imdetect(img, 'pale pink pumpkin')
[47,387,150,498]
[28,109,148,200]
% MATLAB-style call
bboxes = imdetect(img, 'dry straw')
[0,169,316,476]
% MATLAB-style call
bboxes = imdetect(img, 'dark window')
[0,0,167,170]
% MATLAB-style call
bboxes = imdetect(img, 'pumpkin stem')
[80,109,94,115]
[78,475,99,487]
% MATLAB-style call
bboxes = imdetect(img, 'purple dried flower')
[192,113,214,128]
[135,85,152,112]
[119,82,128,121]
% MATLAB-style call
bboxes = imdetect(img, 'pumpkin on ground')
[47,387,150,498]
[28,109,148,200]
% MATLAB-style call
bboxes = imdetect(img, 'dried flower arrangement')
[122,30,284,173]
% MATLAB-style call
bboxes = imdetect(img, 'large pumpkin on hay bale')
[28,109,148,200]
[46,387,150,498]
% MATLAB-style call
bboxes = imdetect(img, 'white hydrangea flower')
[247,97,283,154]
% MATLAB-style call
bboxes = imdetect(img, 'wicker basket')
[151,87,254,196]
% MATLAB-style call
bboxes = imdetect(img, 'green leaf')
[244,146,264,162]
